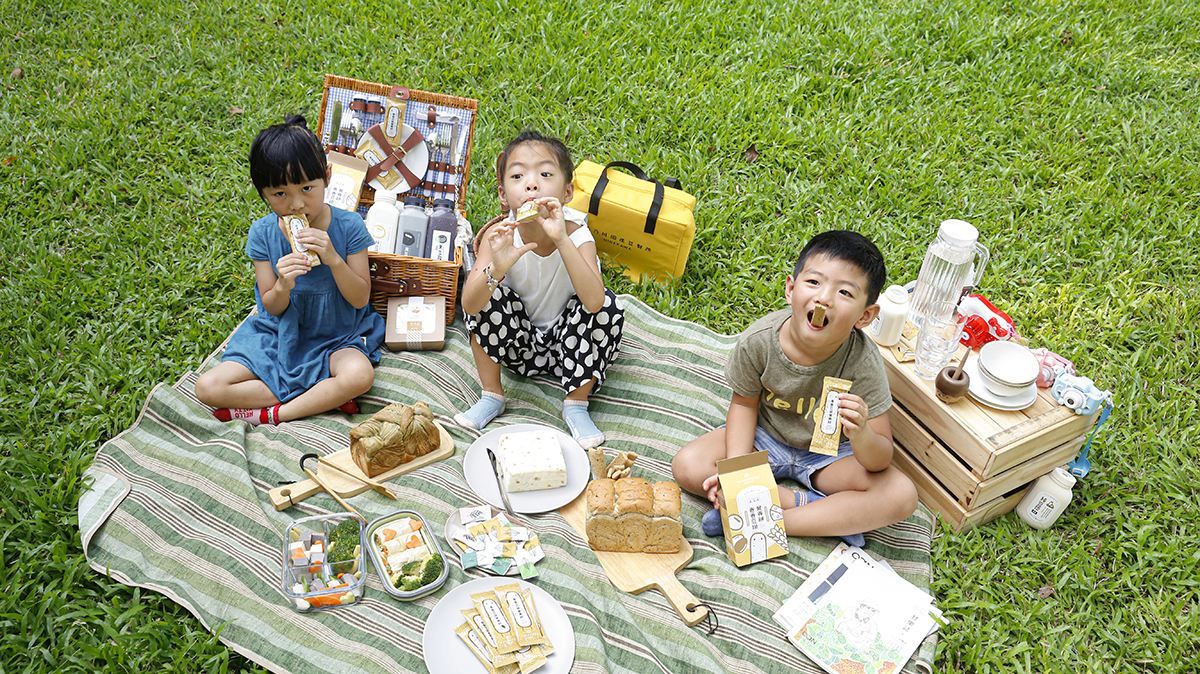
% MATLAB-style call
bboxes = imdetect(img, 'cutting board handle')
[269,480,322,511]
[656,574,709,627]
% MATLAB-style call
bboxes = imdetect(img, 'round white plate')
[366,123,428,193]
[422,577,575,674]
[964,359,1037,410]
[444,507,527,576]
[463,424,588,514]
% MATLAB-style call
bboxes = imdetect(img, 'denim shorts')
[720,425,853,492]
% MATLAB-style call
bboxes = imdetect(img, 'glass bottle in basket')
[907,219,989,331]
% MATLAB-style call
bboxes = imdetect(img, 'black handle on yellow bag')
[589,161,682,236]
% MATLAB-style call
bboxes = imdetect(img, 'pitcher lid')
[938,219,979,248]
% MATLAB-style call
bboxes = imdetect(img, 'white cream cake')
[497,430,567,493]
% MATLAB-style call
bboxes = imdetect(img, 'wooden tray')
[268,422,454,511]
[558,493,708,627]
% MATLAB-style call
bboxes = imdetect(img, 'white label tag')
[820,390,841,435]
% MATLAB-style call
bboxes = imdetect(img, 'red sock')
[338,400,359,415]
[213,404,281,426]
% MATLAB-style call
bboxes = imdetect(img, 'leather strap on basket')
[364,124,425,187]
[371,278,425,296]
[588,161,670,235]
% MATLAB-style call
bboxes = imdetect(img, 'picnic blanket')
[79,294,939,674]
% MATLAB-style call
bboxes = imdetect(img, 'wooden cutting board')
[558,492,709,627]
[268,422,454,511]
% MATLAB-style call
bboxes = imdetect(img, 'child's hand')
[532,197,568,244]
[701,473,722,509]
[295,228,336,264]
[838,393,872,442]
[275,252,311,291]
[486,221,537,275]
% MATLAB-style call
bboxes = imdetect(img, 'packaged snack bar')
[472,590,521,654]
[461,608,518,667]
[495,582,541,647]
[281,214,320,266]
[811,376,853,456]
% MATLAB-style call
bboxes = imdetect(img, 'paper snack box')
[716,451,789,567]
[385,296,445,351]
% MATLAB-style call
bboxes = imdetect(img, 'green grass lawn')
[3,0,1198,671]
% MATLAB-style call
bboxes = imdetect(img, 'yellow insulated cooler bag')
[567,160,697,282]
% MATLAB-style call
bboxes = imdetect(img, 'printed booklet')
[773,543,942,674]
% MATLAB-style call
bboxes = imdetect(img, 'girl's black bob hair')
[249,115,327,194]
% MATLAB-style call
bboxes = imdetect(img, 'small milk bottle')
[364,191,401,254]
[869,284,910,347]
[396,196,428,257]
[1016,467,1076,529]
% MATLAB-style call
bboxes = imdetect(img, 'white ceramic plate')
[443,507,527,576]
[463,424,589,514]
[422,577,575,674]
[366,123,428,193]
[964,359,1037,411]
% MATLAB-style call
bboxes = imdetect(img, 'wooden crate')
[878,339,1100,532]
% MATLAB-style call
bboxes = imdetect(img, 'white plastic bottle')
[364,191,401,254]
[396,196,428,257]
[869,284,910,347]
[1016,467,1076,529]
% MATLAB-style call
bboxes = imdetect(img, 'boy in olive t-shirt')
[672,231,917,545]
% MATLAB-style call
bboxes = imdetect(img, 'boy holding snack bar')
[672,231,917,546]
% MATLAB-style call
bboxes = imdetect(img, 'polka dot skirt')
[465,286,625,394]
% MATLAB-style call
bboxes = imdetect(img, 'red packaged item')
[958,294,1016,348]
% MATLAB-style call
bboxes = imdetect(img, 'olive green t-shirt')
[724,308,892,450]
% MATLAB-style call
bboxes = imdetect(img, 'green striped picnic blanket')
[80,295,938,674]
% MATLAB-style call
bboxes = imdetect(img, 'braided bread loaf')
[349,402,440,477]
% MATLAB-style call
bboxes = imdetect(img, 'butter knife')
[486,448,517,518]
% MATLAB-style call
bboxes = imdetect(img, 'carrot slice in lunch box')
[379,528,397,542]
[409,520,423,531]
[406,534,420,549]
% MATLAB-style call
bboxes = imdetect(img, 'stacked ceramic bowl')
[969,341,1039,409]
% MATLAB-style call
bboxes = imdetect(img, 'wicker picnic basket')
[315,75,479,327]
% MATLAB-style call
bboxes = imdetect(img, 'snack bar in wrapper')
[354,133,406,192]
[495,583,542,648]
[454,622,518,674]
[521,589,552,651]
[461,608,518,667]
[471,590,521,654]
[280,214,320,266]
[382,94,408,148]
[811,376,853,456]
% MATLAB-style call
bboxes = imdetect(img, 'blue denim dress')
[221,207,385,403]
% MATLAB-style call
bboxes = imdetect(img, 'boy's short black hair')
[793,230,887,306]
[496,130,574,184]
[249,115,327,194]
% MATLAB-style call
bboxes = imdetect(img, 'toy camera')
[1050,368,1110,415]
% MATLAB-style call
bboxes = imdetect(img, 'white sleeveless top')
[502,206,600,331]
